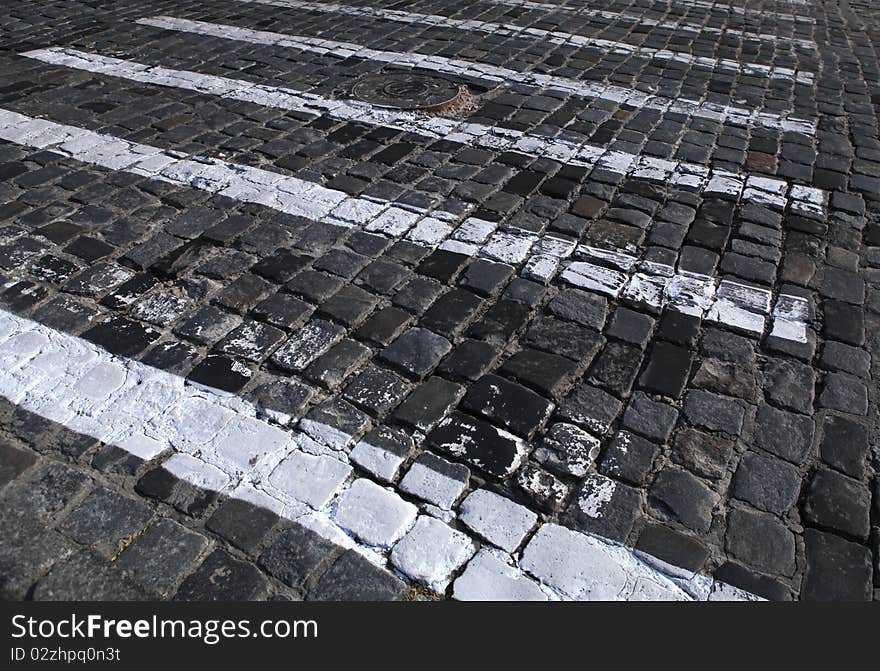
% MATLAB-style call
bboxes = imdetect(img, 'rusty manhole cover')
[351,72,462,110]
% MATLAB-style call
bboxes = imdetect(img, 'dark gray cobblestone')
[0,398,416,601]
[0,0,877,600]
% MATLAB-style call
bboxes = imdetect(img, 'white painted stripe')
[653,0,813,23]
[481,0,816,49]
[136,15,816,136]
[565,245,810,339]
[0,307,758,600]
[0,107,814,342]
[22,46,822,217]
[231,0,815,83]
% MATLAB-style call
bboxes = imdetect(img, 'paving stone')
[216,319,286,362]
[301,397,371,452]
[392,276,444,313]
[272,319,344,372]
[399,452,469,510]
[187,354,252,393]
[588,340,643,397]
[671,428,735,480]
[752,405,815,464]
[460,259,514,296]
[176,549,271,601]
[253,292,313,330]
[268,450,352,510]
[453,549,548,601]
[58,487,153,559]
[343,365,410,417]
[515,463,570,513]
[621,392,679,443]
[438,339,500,381]
[0,513,76,600]
[822,300,865,347]
[818,372,869,415]
[683,390,746,437]
[30,295,101,333]
[763,357,816,414]
[466,299,533,345]
[311,550,408,601]
[287,270,344,303]
[426,411,527,480]
[819,341,870,377]
[732,452,801,514]
[135,459,225,518]
[557,382,622,435]
[499,348,579,399]
[502,277,546,306]
[725,508,796,576]
[638,341,694,399]
[354,306,411,346]
[548,288,607,330]
[534,422,600,478]
[649,467,719,533]
[713,562,792,602]
[349,426,414,483]
[391,376,463,432]
[33,550,146,601]
[258,523,341,590]
[461,373,554,439]
[521,524,688,601]
[460,488,538,552]
[81,316,159,357]
[63,262,133,296]
[304,338,372,389]
[334,479,417,548]
[523,316,604,361]
[635,508,713,572]
[0,440,36,489]
[251,249,310,283]
[606,307,655,347]
[819,414,868,479]
[564,473,643,542]
[391,516,475,591]
[692,357,757,401]
[247,377,314,424]
[802,529,873,601]
[416,249,470,282]
[803,468,871,540]
[381,327,452,380]
[115,518,209,597]
[173,305,239,345]
[216,273,273,313]
[318,285,379,327]
[599,431,660,486]
[206,498,280,554]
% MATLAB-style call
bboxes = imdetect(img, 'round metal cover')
[351,72,461,110]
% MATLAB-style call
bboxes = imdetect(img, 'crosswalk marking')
[0,108,811,342]
[641,0,814,23]
[0,307,755,600]
[479,0,816,49]
[136,15,817,136]
[22,46,823,216]
[229,0,816,83]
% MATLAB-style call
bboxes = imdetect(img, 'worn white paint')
[135,15,816,135]
[230,0,815,83]
[0,308,759,599]
[483,0,816,49]
[0,108,815,342]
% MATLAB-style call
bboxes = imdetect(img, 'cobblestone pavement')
[0,0,878,601]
